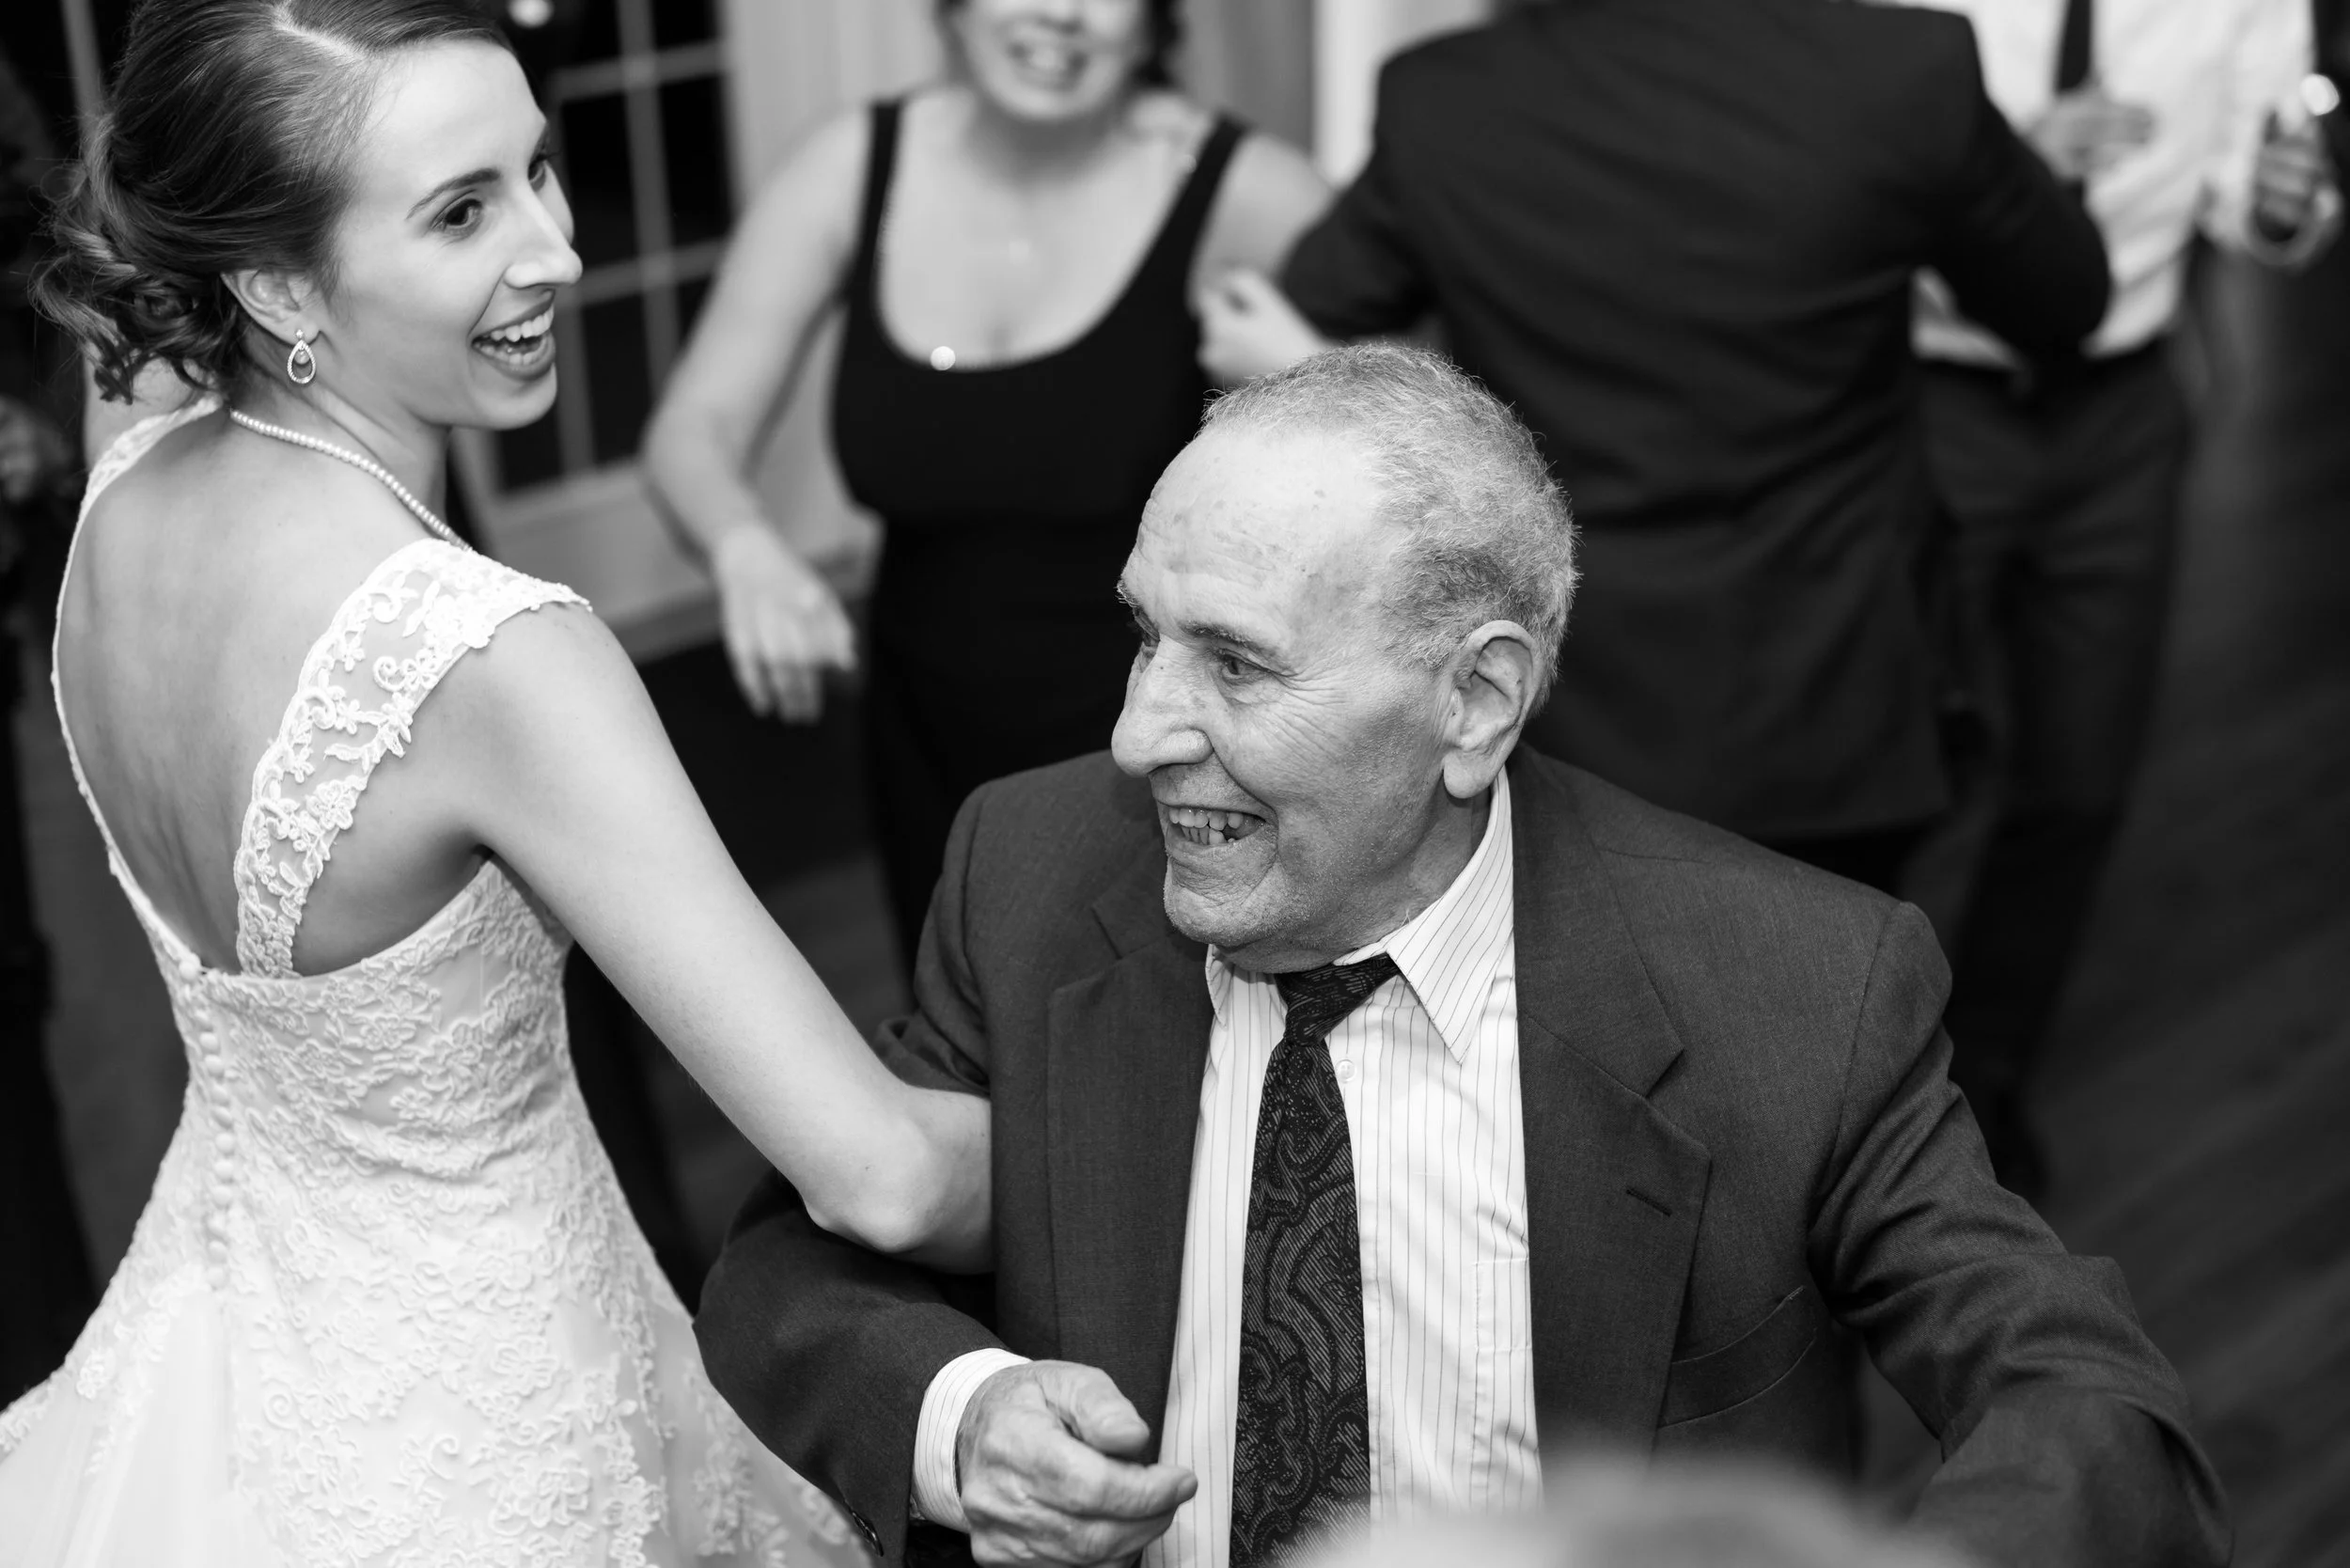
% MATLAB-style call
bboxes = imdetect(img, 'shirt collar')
[1205,770,1516,1063]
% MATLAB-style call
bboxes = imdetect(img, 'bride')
[0,1,988,1561]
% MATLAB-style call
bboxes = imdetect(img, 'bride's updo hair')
[36,0,510,401]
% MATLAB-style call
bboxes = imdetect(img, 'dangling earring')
[286,331,318,386]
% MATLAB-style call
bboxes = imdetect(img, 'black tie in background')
[2042,0,2099,375]
[1230,954,1400,1568]
[2056,0,2094,94]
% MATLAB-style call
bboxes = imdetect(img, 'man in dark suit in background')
[697,349,2222,1568]
[1201,0,2110,895]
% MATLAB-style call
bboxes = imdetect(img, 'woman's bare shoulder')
[1200,126,1332,275]
[1128,87,1214,149]
[779,101,875,186]
[417,588,663,839]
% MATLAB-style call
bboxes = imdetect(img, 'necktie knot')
[1275,953,1401,1043]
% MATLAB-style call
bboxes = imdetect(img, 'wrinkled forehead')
[1130,426,1390,606]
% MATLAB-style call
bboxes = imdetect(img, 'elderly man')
[697,348,2223,1568]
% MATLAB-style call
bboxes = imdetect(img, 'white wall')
[1311,0,1494,183]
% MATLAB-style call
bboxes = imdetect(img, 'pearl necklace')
[227,410,469,551]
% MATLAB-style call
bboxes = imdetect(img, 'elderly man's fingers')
[1042,1363,1154,1458]
[1076,1456,1198,1523]
[969,1504,1185,1567]
[965,1486,1186,1568]
[958,1360,1196,1564]
[977,1437,1194,1526]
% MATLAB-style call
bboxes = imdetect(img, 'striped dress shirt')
[911,773,1541,1568]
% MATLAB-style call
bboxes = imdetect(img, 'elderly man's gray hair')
[1200,343,1577,703]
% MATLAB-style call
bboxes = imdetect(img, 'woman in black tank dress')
[647,1,1327,962]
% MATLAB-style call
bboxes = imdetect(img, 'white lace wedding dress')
[0,401,867,1566]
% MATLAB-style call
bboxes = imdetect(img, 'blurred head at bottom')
[1300,1459,1976,1568]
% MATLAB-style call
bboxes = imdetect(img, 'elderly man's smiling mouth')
[1160,804,1268,847]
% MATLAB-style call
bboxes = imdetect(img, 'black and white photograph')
[0,1,2345,1564]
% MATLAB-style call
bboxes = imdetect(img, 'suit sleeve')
[1918,19,2114,358]
[695,782,1005,1566]
[1809,903,2230,1568]
[1279,61,1436,337]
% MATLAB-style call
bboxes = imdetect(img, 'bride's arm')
[435,600,992,1272]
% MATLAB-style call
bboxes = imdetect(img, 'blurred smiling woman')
[645,0,1329,964]
[0,3,993,1561]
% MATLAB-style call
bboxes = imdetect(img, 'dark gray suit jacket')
[697,750,2226,1567]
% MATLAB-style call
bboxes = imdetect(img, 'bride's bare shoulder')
[77,408,437,627]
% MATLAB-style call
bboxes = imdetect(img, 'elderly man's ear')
[1440,621,1542,799]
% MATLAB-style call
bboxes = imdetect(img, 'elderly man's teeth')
[1166,807,1262,845]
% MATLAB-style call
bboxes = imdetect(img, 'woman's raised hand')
[712,523,856,723]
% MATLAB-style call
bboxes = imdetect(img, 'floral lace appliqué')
[0,405,869,1567]
[232,541,586,978]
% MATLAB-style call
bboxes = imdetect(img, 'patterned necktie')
[1230,952,1401,1568]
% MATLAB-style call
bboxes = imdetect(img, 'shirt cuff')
[910,1348,1032,1530]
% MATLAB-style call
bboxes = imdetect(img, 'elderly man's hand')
[956,1360,1197,1566]
[1198,268,1333,386]
[2026,86,2156,182]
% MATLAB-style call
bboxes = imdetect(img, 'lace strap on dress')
[76,396,223,525]
[231,541,588,978]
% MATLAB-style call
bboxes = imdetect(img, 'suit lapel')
[1038,758,1711,1451]
[1044,843,1212,1439]
[1509,756,1712,1450]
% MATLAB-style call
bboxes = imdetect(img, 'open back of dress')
[0,400,864,1567]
